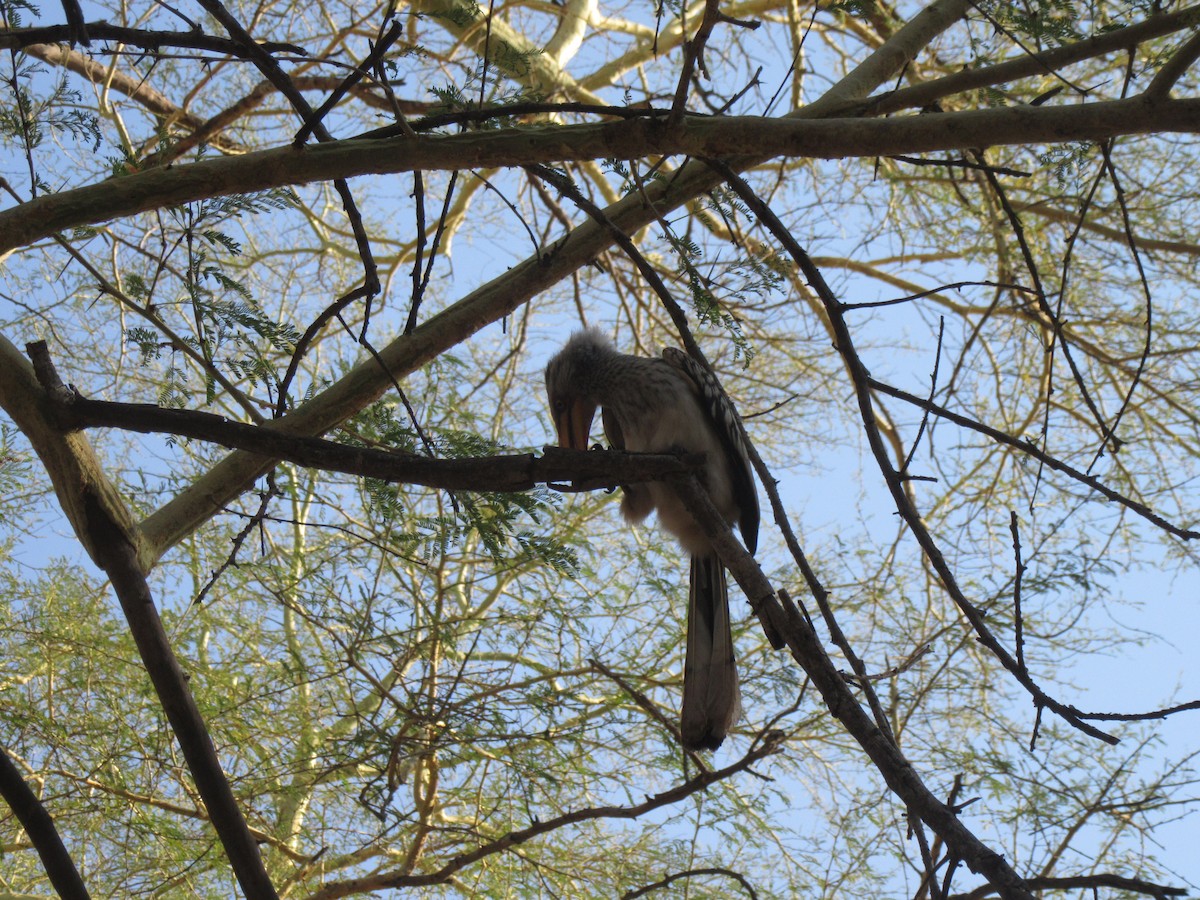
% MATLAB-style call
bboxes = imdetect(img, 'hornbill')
[545,329,759,750]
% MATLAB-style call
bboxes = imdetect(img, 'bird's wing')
[661,347,760,554]
[603,397,655,523]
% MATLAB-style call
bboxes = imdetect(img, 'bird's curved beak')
[555,398,597,451]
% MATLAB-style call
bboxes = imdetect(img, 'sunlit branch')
[852,4,1200,116]
[303,735,784,898]
[1146,26,1200,99]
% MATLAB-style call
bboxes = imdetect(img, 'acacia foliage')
[1,0,1199,896]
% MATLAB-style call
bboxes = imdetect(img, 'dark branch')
[952,872,1187,900]
[46,392,706,492]
[867,378,1200,541]
[1,21,305,55]
[196,0,379,298]
[622,867,759,899]
[663,470,1036,900]
[0,740,91,899]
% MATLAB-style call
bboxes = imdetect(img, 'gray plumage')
[545,328,759,751]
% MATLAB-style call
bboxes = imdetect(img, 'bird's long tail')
[681,554,740,751]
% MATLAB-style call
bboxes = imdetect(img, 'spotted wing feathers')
[661,347,760,554]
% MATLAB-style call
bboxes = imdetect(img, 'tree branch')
[196,0,379,298]
[709,163,1123,749]
[46,389,709,492]
[7,341,279,900]
[851,4,1200,116]
[0,740,91,900]
[951,872,1187,900]
[1,21,306,54]
[8,96,1200,255]
[866,378,1200,541]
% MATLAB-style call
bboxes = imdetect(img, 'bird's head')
[544,329,610,451]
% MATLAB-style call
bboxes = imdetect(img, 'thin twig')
[293,20,405,146]
[276,284,375,415]
[868,378,1199,541]
[197,0,379,299]
[1008,511,1026,673]
[305,734,784,898]
[408,171,460,334]
[899,315,945,477]
[191,476,280,606]
[51,390,709,492]
[887,155,1031,177]
[2,21,305,54]
[840,280,1036,312]
[972,149,1115,462]
[622,867,758,899]
[1083,140,1153,474]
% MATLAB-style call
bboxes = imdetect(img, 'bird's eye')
[553,399,567,413]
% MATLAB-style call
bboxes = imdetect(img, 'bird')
[545,328,759,750]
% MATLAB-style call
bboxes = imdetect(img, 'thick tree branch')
[84,496,280,900]
[834,5,1200,122]
[6,95,1200,255]
[1146,26,1200,98]
[2,340,279,900]
[0,740,91,900]
[0,335,148,566]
